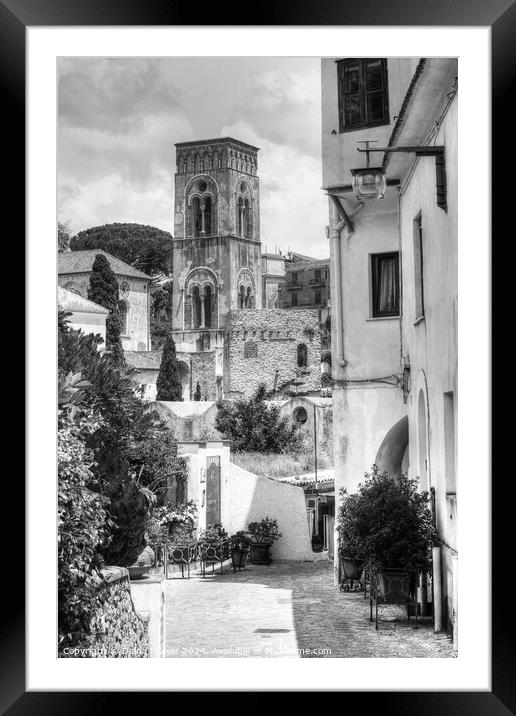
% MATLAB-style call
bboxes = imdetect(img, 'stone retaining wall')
[87,566,150,658]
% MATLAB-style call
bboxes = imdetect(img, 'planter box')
[249,542,272,565]
[377,569,416,604]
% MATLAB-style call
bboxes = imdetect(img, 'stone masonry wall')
[191,351,217,401]
[223,308,321,399]
[84,567,149,658]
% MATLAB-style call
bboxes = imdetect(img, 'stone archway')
[375,415,409,478]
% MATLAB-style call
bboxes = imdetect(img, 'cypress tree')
[193,382,201,401]
[156,333,183,401]
[87,253,124,364]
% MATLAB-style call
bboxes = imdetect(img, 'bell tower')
[171,137,262,338]
[170,138,262,400]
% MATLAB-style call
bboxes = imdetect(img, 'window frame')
[370,251,400,318]
[337,58,390,133]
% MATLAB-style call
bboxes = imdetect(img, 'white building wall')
[400,94,458,631]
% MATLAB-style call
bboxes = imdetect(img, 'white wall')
[178,441,315,561]
[228,463,315,561]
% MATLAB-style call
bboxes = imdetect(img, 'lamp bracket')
[357,145,447,211]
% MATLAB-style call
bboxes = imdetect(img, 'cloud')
[221,120,328,258]
[59,172,174,235]
[238,67,322,158]
[58,58,182,132]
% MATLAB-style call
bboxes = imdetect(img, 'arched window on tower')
[192,197,202,237]
[192,286,201,328]
[204,196,212,236]
[297,343,308,368]
[237,197,244,236]
[204,284,213,328]
[244,198,250,238]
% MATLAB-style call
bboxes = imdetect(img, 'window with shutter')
[337,58,389,132]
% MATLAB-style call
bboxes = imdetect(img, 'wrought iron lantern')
[350,166,387,201]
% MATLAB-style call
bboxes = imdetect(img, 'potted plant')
[336,488,365,582]
[229,531,252,572]
[247,517,282,565]
[337,466,438,604]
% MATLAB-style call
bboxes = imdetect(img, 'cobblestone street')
[165,560,455,658]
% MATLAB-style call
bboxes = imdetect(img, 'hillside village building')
[322,57,457,642]
[58,249,152,351]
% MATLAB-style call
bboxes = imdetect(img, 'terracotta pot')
[231,548,250,571]
[340,556,364,580]
[127,545,155,580]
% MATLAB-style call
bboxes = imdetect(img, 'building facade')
[322,57,457,641]
[58,249,152,351]
[223,308,321,399]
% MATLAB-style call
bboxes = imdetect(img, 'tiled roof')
[276,469,335,488]
[58,249,151,280]
[58,286,109,314]
[153,401,216,418]
[125,350,162,370]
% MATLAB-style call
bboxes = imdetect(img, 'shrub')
[58,411,113,650]
[247,517,282,544]
[147,500,198,545]
[229,531,253,551]
[336,465,438,574]
[215,384,302,453]
[198,524,228,543]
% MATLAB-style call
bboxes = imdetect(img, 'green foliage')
[87,253,124,365]
[58,309,103,375]
[215,384,302,453]
[58,221,72,252]
[147,500,198,545]
[336,466,438,574]
[58,411,113,650]
[229,530,253,551]
[198,524,228,544]
[156,333,183,401]
[71,222,173,276]
[150,319,171,350]
[128,424,188,501]
[247,517,282,544]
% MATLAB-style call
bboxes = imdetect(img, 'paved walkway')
[164,560,455,658]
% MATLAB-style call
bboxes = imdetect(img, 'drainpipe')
[327,193,363,584]
[432,545,442,632]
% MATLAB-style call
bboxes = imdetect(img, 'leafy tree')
[215,383,302,453]
[71,222,173,276]
[87,253,124,365]
[156,333,183,401]
[58,221,72,252]
[336,466,439,573]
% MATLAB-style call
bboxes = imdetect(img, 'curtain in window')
[378,256,396,313]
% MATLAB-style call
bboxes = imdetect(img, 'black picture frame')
[7,0,507,710]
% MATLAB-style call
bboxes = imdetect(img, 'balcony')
[285,283,303,291]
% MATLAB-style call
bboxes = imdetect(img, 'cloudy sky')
[58,57,329,258]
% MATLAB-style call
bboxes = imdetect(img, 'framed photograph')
[8,0,506,708]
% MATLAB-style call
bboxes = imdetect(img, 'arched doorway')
[375,415,409,478]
